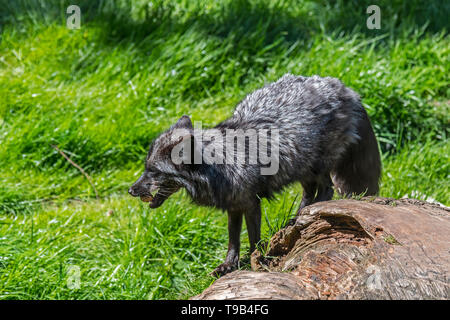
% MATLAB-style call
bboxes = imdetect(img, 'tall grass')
[0,0,448,299]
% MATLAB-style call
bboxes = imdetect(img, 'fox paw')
[209,262,237,278]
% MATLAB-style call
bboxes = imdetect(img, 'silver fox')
[129,74,381,277]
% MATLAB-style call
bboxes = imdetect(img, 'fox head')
[128,115,194,208]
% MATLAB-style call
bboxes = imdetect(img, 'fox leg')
[210,210,243,277]
[314,175,334,202]
[285,183,317,227]
[293,176,333,223]
[297,181,318,214]
[244,201,261,254]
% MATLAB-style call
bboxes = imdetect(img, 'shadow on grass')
[1,0,448,48]
[0,0,447,171]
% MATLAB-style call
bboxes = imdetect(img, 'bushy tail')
[332,110,381,197]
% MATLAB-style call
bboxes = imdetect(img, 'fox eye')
[147,167,161,176]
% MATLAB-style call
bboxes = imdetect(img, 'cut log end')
[192,197,450,300]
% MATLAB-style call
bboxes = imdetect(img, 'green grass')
[0,0,448,299]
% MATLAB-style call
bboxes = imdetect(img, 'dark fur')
[129,74,381,276]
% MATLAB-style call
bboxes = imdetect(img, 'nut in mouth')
[139,187,160,205]
[136,186,177,209]
[140,195,154,202]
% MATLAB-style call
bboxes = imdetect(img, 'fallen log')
[192,198,450,300]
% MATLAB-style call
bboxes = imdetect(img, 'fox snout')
[128,174,152,197]
[129,172,173,208]
[128,186,139,197]
[128,183,146,197]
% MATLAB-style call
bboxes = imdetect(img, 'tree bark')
[192,198,450,300]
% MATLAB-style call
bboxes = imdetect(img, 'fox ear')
[173,115,193,130]
[169,128,200,167]
[167,115,199,166]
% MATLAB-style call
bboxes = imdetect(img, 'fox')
[129,74,381,277]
